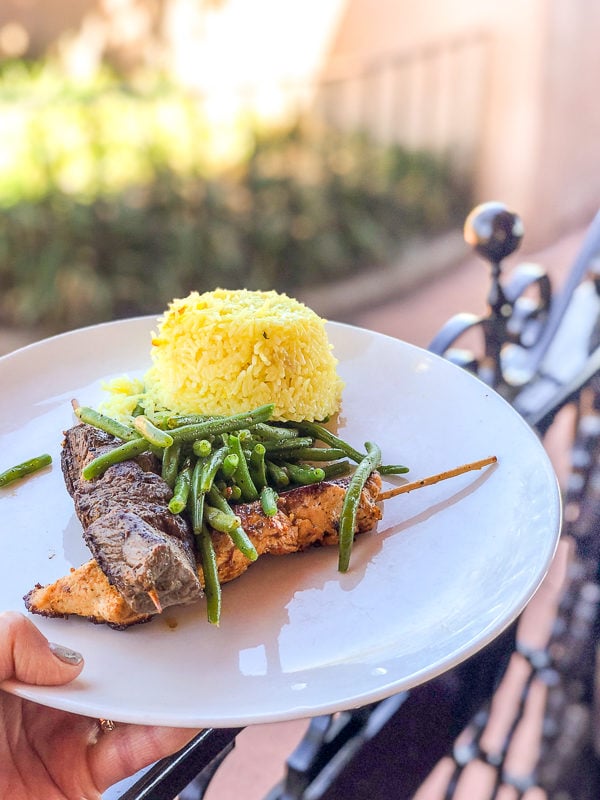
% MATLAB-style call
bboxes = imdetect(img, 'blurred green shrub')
[0,62,471,333]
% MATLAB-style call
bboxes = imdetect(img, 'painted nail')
[49,642,83,666]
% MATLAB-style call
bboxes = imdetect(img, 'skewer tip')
[377,455,498,502]
[148,589,163,614]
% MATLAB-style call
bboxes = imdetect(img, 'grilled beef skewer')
[25,470,382,628]
[59,424,202,615]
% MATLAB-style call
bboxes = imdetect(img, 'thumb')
[0,611,84,686]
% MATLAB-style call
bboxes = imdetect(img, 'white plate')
[0,317,560,727]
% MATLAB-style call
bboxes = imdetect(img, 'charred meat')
[60,424,202,614]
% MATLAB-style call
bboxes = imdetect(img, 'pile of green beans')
[76,402,409,623]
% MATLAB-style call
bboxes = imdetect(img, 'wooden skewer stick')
[147,589,163,614]
[377,456,498,501]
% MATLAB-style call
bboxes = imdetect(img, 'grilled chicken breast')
[25,472,382,628]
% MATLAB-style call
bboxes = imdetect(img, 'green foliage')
[0,65,471,333]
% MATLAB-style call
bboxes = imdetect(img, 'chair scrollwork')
[429,202,600,428]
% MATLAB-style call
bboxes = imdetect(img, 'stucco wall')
[323,0,598,244]
[534,0,600,239]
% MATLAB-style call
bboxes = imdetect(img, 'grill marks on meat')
[25,472,383,627]
[205,472,383,585]
[60,424,202,615]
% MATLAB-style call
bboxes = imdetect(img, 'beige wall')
[323,0,599,245]
[535,0,600,238]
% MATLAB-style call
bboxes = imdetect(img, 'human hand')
[0,611,198,799]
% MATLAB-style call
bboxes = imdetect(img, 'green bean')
[321,460,352,479]
[198,524,222,625]
[249,443,267,490]
[0,453,52,488]
[206,485,235,515]
[145,410,173,428]
[82,437,149,480]
[204,504,242,533]
[227,526,258,561]
[165,413,220,429]
[294,421,365,463]
[260,485,279,517]
[147,443,166,460]
[338,442,382,573]
[282,462,326,485]
[229,484,242,501]
[284,447,346,462]
[200,445,228,493]
[228,434,258,501]
[266,459,290,488]
[206,487,258,561]
[169,404,274,443]
[168,458,192,514]
[188,458,206,534]
[220,453,239,478]
[133,415,174,448]
[218,483,241,501]
[74,406,138,441]
[252,422,300,440]
[379,463,410,475]
[161,440,182,488]
[260,437,314,454]
[193,439,212,458]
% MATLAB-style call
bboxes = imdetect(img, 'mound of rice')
[142,289,343,422]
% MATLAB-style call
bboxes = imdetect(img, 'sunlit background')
[0,0,598,337]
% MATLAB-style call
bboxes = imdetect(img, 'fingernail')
[49,642,83,665]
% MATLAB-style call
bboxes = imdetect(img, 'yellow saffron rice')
[137,289,343,422]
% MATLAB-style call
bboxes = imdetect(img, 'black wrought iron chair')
[111,201,600,800]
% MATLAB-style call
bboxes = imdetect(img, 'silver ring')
[99,718,116,733]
